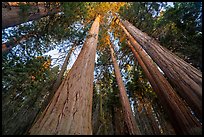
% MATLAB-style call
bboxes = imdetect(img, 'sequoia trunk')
[109,40,141,135]
[28,15,100,135]
[32,45,76,127]
[114,15,202,120]
[115,17,201,134]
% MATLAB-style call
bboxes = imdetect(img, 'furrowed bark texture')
[115,17,202,135]
[28,15,100,135]
[116,16,202,121]
[109,41,141,135]
[52,45,76,93]
[31,45,76,129]
[2,5,59,29]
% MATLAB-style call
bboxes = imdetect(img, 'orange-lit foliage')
[30,56,51,81]
[86,2,126,22]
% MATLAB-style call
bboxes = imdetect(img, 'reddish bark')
[115,16,202,120]
[126,40,160,95]
[115,16,201,134]
[109,40,141,135]
[28,15,100,135]
[32,45,76,127]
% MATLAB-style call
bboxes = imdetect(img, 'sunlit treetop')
[85,2,126,23]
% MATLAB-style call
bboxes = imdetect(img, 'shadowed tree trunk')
[113,106,128,135]
[126,40,160,95]
[2,3,60,29]
[108,39,141,135]
[115,16,201,135]
[114,14,202,121]
[126,40,166,134]
[152,103,176,135]
[144,103,161,135]
[28,15,100,135]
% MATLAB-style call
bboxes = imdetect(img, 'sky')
[44,44,84,70]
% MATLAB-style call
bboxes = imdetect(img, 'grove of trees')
[2,2,202,135]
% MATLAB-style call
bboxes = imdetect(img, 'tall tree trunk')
[2,4,59,29]
[127,35,175,135]
[152,103,176,135]
[28,15,100,135]
[115,17,202,134]
[30,45,76,130]
[113,106,128,135]
[52,45,76,95]
[108,40,141,135]
[2,31,37,54]
[126,40,165,134]
[126,40,160,95]
[144,103,161,135]
[114,14,202,121]
[133,97,144,134]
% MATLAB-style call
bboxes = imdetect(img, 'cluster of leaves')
[154,2,202,70]
[2,2,201,135]
[119,2,202,70]
[2,55,59,135]
[85,2,125,23]
[119,2,167,34]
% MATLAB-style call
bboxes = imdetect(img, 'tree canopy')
[2,2,202,135]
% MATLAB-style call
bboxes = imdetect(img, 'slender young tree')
[52,45,76,94]
[126,40,160,95]
[113,14,202,121]
[108,37,141,135]
[28,15,101,135]
[114,16,201,134]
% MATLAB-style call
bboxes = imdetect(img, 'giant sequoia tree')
[114,16,201,134]
[2,2,202,135]
[28,15,100,135]
[114,14,202,121]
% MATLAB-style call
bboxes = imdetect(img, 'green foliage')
[154,2,202,70]
[18,3,30,15]
[2,55,59,135]
[2,2,202,135]
[119,2,167,34]
[61,2,87,19]
[119,2,202,70]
